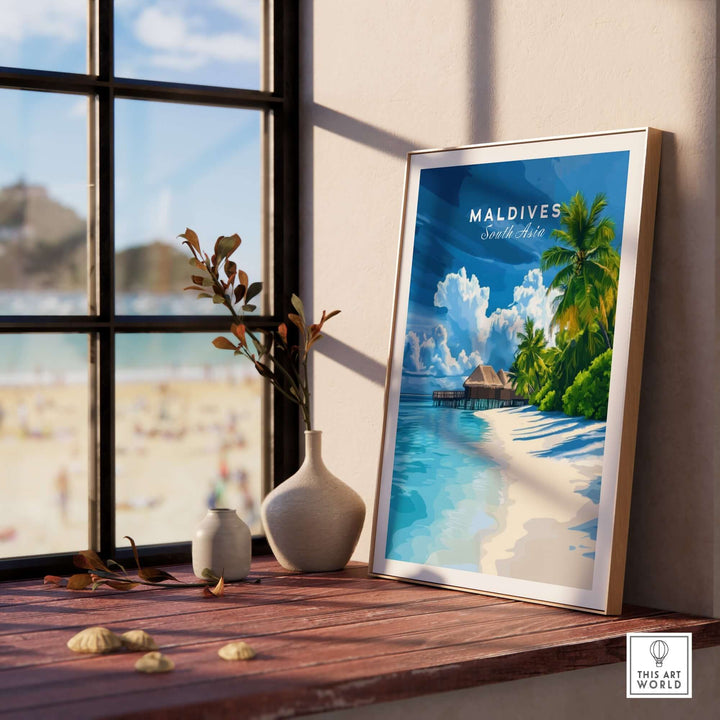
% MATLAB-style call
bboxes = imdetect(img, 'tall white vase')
[192,508,251,580]
[261,430,365,572]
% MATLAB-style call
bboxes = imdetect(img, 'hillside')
[0,182,189,292]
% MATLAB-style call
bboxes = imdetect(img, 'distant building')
[432,364,527,409]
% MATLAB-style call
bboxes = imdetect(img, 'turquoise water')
[386,399,604,579]
[386,396,503,571]
[0,327,255,384]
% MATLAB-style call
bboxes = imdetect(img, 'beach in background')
[477,406,604,589]
[0,370,263,560]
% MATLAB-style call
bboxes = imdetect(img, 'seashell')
[134,651,174,673]
[218,641,256,661]
[120,630,158,652]
[67,626,122,654]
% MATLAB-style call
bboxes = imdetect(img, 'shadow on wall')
[300,0,494,387]
[315,334,386,387]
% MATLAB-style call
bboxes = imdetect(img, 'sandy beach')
[0,372,264,561]
[475,405,605,589]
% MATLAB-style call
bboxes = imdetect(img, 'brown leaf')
[43,575,64,587]
[253,360,274,379]
[287,313,304,331]
[183,285,207,293]
[224,259,237,279]
[124,535,142,572]
[213,336,237,351]
[230,324,247,346]
[73,550,110,572]
[203,575,225,597]
[67,573,94,591]
[245,282,262,304]
[277,323,287,343]
[139,567,178,583]
[103,580,139,591]
[237,269,249,290]
[323,309,341,321]
[306,333,323,351]
[234,284,246,304]
[214,234,241,262]
[179,228,201,254]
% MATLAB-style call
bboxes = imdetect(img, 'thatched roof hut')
[433,364,528,409]
[463,365,503,399]
[463,365,526,402]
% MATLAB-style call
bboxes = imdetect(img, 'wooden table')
[1,557,719,719]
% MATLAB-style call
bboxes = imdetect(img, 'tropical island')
[431,190,619,422]
[387,186,624,587]
[509,190,619,421]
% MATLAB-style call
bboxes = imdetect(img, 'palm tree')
[540,191,620,349]
[510,318,549,398]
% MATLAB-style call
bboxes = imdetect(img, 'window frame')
[0,0,299,579]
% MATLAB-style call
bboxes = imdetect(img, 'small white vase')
[192,508,251,580]
[261,430,365,572]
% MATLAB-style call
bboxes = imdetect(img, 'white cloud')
[68,97,88,118]
[211,0,261,26]
[404,326,481,377]
[406,268,561,379]
[511,268,559,343]
[134,4,259,71]
[434,267,491,354]
[0,0,86,43]
[149,187,173,240]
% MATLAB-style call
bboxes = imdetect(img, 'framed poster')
[370,129,661,614]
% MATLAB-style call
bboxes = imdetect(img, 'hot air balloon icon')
[649,639,669,667]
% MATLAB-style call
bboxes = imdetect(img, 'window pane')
[115,333,263,547]
[0,1,87,74]
[114,100,262,316]
[114,0,263,90]
[0,90,88,315]
[0,334,89,559]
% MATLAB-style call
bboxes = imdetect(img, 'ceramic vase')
[192,508,251,580]
[261,430,365,572]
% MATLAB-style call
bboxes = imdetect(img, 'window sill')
[2,557,719,719]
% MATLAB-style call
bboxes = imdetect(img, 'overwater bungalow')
[432,364,528,410]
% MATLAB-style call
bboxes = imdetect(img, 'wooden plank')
[0,601,668,708]
[0,569,509,644]
[2,612,717,720]
[0,586,508,672]
[0,561,718,720]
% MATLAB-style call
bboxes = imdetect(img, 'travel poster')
[372,131,661,612]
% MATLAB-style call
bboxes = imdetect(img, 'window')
[0,1,298,578]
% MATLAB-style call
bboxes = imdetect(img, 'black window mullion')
[271,0,300,484]
[94,0,115,557]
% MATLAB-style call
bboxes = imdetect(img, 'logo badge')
[626,633,692,698]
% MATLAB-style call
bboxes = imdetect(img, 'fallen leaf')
[67,574,94,591]
[73,550,110,572]
[139,567,179,583]
[104,580,139,591]
[203,576,225,597]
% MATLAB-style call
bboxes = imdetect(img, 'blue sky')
[0,0,262,275]
[401,151,631,394]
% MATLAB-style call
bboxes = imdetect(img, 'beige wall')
[300,0,717,716]
[301,0,717,617]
